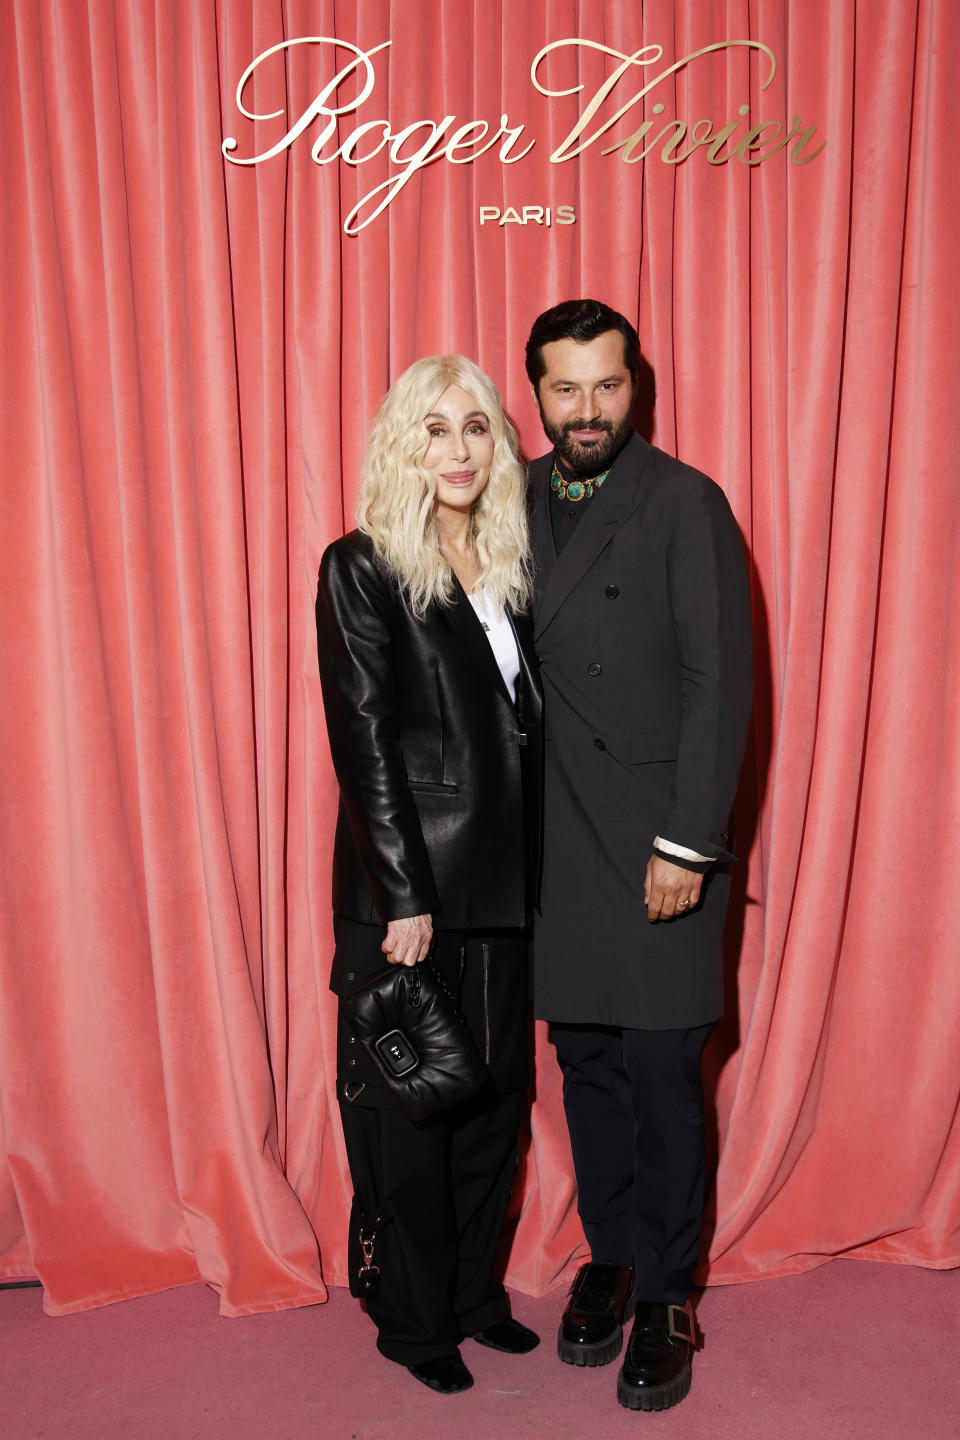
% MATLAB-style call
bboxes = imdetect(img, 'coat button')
[605,584,620,599]
[347,1058,356,1067]
[345,971,355,982]
[588,662,602,676]
[348,1034,356,1044]
[594,738,606,750]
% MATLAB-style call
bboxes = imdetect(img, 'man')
[526,300,752,1411]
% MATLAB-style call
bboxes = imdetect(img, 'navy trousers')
[552,1022,714,1304]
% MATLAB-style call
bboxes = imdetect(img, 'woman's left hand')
[382,913,434,966]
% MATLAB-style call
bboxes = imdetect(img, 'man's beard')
[540,410,634,476]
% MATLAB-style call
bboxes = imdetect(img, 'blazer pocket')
[407,780,459,795]
[612,727,679,764]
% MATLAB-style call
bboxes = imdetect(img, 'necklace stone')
[551,460,609,502]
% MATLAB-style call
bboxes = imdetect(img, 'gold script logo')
[532,39,825,166]
[222,36,825,235]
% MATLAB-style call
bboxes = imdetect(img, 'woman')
[315,356,542,1394]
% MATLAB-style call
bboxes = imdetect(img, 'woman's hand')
[381,914,433,966]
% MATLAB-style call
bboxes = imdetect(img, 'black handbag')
[341,961,488,1121]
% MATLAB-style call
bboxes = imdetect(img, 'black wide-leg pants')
[552,1022,714,1305]
[339,1085,524,1364]
[333,921,529,1366]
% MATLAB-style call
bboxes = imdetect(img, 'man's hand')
[381,913,433,966]
[644,856,702,922]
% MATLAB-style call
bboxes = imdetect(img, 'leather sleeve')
[662,477,753,858]
[316,539,440,922]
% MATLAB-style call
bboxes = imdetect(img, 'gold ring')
[678,898,690,908]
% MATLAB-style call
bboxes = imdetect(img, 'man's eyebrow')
[546,375,623,386]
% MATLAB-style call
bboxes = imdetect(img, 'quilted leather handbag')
[341,961,488,1120]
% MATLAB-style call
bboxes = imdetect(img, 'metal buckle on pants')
[356,1226,381,1298]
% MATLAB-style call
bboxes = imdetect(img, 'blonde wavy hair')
[357,355,532,618]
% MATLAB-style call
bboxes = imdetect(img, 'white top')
[468,589,521,702]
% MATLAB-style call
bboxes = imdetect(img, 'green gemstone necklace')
[551,460,610,502]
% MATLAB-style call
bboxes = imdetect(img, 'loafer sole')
[617,1358,692,1411]
[557,1296,635,1367]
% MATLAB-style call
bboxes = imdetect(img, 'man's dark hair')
[525,299,642,394]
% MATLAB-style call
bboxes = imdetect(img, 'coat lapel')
[508,606,541,729]
[533,432,653,639]
[442,577,516,708]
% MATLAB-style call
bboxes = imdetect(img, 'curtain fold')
[0,0,956,1314]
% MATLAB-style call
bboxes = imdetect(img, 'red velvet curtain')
[1,0,957,1315]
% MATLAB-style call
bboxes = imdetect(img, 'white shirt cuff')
[653,835,715,864]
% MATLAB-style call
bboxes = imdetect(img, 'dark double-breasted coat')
[530,432,753,1030]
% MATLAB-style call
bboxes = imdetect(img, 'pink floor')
[2,1259,957,1439]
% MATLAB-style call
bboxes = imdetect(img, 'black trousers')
[552,1022,714,1304]
[340,1086,524,1363]
[334,922,529,1365]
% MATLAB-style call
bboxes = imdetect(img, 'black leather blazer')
[316,530,542,933]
